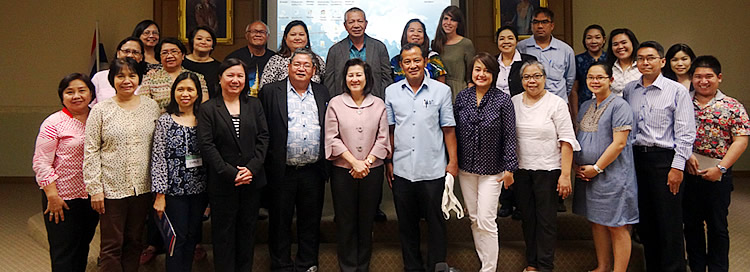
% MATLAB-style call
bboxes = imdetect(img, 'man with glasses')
[226,20,276,96]
[324,7,392,99]
[623,41,695,272]
[259,48,330,272]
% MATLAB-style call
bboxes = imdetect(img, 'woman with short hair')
[138,37,209,110]
[183,26,222,99]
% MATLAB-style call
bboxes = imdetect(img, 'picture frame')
[179,0,233,45]
[495,0,548,40]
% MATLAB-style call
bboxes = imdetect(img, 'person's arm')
[463,39,476,84]
[323,48,337,95]
[386,125,395,185]
[150,116,169,217]
[197,73,209,103]
[197,104,239,181]
[569,80,580,124]
[244,99,270,177]
[499,96,518,188]
[369,105,392,161]
[32,116,69,223]
[700,135,748,181]
[558,141,573,199]
[324,101,347,161]
[442,126,459,177]
[668,89,697,194]
[83,107,105,214]
[551,98,579,198]
[379,44,393,99]
[259,56,277,89]
[565,49,576,98]
[578,130,630,180]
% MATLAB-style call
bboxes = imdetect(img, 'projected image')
[275,0,454,59]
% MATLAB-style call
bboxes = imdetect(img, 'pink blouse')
[32,108,89,200]
[325,93,391,169]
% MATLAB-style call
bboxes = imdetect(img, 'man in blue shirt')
[517,8,575,103]
[385,43,458,272]
[623,41,695,272]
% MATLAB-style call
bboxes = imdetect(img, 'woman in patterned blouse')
[390,18,447,83]
[454,53,517,272]
[150,72,207,272]
[138,37,209,110]
[83,58,161,271]
[32,73,99,272]
[259,20,326,88]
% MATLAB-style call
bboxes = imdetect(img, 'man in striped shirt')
[623,41,695,272]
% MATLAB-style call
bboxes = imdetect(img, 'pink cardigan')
[324,93,391,169]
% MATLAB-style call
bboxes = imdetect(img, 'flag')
[89,22,108,78]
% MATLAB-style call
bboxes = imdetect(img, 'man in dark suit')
[258,48,330,272]
[324,7,392,99]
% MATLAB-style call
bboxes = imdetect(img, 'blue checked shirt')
[286,80,321,165]
[623,74,696,170]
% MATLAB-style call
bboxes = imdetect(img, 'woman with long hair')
[432,5,475,99]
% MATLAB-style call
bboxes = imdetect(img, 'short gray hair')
[246,21,269,36]
[344,7,366,22]
[520,60,547,78]
[290,48,321,71]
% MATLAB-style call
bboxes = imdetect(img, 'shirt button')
[412,123,415,126]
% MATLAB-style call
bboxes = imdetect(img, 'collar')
[400,75,430,95]
[62,107,73,118]
[497,49,522,64]
[286,79,312,96]
[693,89,726,106]
[526,36,559,50]
[341,92,375,108]
[613,60,637,72]
[348,36,367,49]
[637,74,667,90]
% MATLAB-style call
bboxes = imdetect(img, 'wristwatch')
[593,164,604,174]
[716,164,728,174]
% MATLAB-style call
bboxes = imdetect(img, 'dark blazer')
[498,53,537,97]
[323,34,392,99]
[197,96,269,196]
[258,79,331,186]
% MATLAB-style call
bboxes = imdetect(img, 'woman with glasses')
[91,37,145,105]
[512,60,579,272]
[138,38,209,110]
[259,20,325,88]
[132,20,161,69]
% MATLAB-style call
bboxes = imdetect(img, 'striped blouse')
[32,108,89,200]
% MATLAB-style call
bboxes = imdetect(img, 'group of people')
[31,5,747,272]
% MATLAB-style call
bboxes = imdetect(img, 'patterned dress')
[573,93,639,227]
[390,51,447,83]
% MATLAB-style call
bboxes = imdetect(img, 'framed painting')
[495,0,548,39]
[179,0,233,45]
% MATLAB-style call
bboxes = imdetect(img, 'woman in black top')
[183,26,222,98]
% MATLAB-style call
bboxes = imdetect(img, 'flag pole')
[95,21,100,72]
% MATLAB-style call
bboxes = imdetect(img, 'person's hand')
[577,165,599,180]
[699,166,722,182]
[557,174,572,199]
[91,193,105,214]
[153,193,166,219]
[385,162,394,188]
[235,166,253,186]
[349,160,370,179]
[44,194,69,224]
[364,155,377,168]
[446,161,458,177]
[667,168,684,195]
[498,171,514,189]
[686,155,700,175]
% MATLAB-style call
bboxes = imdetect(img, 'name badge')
[185,155,203,168]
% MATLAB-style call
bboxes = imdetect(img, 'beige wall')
[0,1,152,176]
[572,0,750,170]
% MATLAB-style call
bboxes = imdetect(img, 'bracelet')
[593,164,604,173]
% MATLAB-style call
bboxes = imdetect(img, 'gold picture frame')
[179,0,233,45]
[495,0,548,40]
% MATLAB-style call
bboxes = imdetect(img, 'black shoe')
[557,201,567,212]
[375,208,387,222]
[511,209,522,221]
[497,207,513,218]
[258,208,269,220]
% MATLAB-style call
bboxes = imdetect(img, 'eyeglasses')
[141,30,159,37]
[636,56,661,63]
[248,30,267,35]
[586,76,609,82]
[292,62,313,69]
[531,20,552,25]
[119,49,142,56]
[160,49,182,56]
[522,74,544,81]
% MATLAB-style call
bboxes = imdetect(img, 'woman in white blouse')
[511,60,580,272]
[83,58,161,271]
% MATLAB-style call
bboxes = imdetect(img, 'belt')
[633,145,672,153]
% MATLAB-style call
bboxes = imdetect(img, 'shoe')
[306,265,318,272]
[498,207,513,218]
[258,208,269,220]
[194,244,207,261]
[139,246,157,265]
[557,201,567,212]
[375,208,387,222]
[511,210,522,221]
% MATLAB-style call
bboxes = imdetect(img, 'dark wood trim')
[0,177,35,184]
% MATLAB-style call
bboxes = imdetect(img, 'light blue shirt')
[286,80,321,165]
[385,76,455,181]
[623,74,696,170]
[517,36,576,102]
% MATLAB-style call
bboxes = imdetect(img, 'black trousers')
[41,193,99,272]
[164,193,208,272]
[514,169,560,272]
[331,165,384,272]
[391,175,446,272]
[683,170,733,272]
[633,148,686,272]
[210,185,262,272]
[269,164,326,272]
[499,184,516,209]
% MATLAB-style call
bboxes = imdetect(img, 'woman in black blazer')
[197,58,269,272]
[495,25,537,97]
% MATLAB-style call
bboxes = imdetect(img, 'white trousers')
[458,170,503,272]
